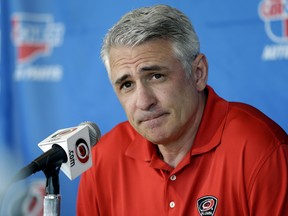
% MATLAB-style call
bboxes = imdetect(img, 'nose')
[135,83,157,111]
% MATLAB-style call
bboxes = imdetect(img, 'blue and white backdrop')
[0,0,287,215]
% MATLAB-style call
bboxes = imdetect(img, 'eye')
[150,73,166,83]
[152,73,164,80]
[120,81,133,90]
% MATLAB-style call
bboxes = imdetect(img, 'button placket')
[168,174,177,210]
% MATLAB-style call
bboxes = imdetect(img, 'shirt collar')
[191,86,228,155]
[125,133,173,171]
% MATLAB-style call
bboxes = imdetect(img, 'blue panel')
[0,0,287,215]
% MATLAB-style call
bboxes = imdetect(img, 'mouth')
[138,112,168,124]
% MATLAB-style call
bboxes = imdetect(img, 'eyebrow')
[141,65,162,72]
[114,74,130,85]
[113,65,165,85]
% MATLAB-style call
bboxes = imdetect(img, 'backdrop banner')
[1,0,287,215]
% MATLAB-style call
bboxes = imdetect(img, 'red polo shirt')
[77,86,288,216]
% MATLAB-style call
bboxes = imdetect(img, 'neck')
[157,139,194,168]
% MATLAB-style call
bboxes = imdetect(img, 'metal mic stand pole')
[43,165,61,216]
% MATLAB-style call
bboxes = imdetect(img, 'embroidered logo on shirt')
[197,195,218,216]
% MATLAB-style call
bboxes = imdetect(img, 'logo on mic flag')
[76,138,90,163]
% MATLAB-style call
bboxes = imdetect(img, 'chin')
[137,125,171,143]
[144,133,170,145]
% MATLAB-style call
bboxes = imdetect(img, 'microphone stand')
[43,165,61,216]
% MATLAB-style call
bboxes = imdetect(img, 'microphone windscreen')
[80,121,101,146]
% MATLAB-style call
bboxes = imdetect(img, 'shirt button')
[170,175,176,181]
[169,201,175,208]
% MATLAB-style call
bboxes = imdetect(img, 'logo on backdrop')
[11,13,65,81]
[3,180,45,216]
[258,0,288,60]
[0,10,2,64]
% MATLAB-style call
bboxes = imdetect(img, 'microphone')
[11,121,101,183]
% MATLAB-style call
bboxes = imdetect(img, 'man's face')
[109,39,206,145]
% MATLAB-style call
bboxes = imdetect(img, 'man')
[77,4,288,215]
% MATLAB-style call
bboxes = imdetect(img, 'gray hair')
[101,4,200,76]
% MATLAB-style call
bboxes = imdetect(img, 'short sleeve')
[248,143,288,215]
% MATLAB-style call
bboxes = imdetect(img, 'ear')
[192,54,208,91]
